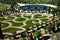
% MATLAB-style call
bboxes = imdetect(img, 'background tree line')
[0,0,60,14]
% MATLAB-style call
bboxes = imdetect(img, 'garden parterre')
[0,13,53,38]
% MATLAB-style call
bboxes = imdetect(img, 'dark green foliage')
[0,22,3,39]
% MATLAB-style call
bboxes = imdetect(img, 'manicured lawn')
[0,17,6,21]
[34,14,42,16]
[14,14,21,17]
[26,20,33,24]
[34,14,42,18]
[24,20,40,29]
[15,17,26,22]
[7,16,14,19]
[0,17,14,21]
[34,14,49,22]
[26,20,35,25]
[25,20,41,29]
[25,20,35,29]
[12,22,23,26]
[8,21,23,26]
[33,20,39,22]
[1,22,9,28]
[2,28,22,33]
[34,16,47,18]
[24,16,31,19]
[6,17,14,20]
[41,18,49,22]
[24,24,34,29]
[0,13,54,38]
[34,14,47,19]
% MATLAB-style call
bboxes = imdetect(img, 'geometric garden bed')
[0,13,53,36]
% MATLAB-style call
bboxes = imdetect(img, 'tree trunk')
[0,22,3,39]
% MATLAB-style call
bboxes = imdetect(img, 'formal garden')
[0,13,55,39]
[0,3,59,39]
[0,0,59,40]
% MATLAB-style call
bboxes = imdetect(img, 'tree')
[0,22,3,39]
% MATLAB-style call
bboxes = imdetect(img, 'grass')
[1,22,9,28]
[14,14,21,17]
[0,17,6,21]
[34,14,42,16]
[24,16,31,19]
[34,14,42,18]
[7,17,14,19]
[33,20,39,23]
[24,20,40,29]
[15,17,26,22]
[0,14,50,32]
[34,14,47,19]
[2,28,22,33]
[34,16,47,18]
[25,20,35,29]
[6,17,14,20]
[24,24,34,29]
[41,18,49,22]
[8,21,23,26]
[26,20,33,24]
[34,14,49,22]
[26,20,35,25]
[0,16,14,21]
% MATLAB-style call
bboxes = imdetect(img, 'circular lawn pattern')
[15,17,26,22]
[0,17,6,21]
[0,22,9,28]
[0,13,53,38]
[2,28,22,33]
[13,14,21,17]
[24,20,35,29]
[8,21,23,26]
[1,22,9,28]
[5,16,15,20]
[34,14,48,19]
[24,15,31,19]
